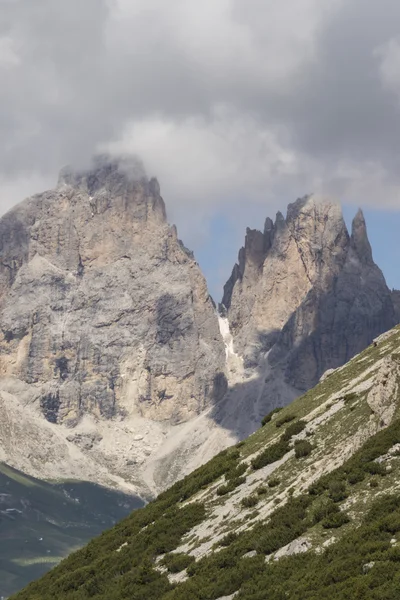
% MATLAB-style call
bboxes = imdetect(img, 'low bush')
[312,499,340,525]
[161,553,194,573]
[226,462,247,481]
[281,420,307,442]
[267,477,280,488]
[364,462,387,476]
[216,477,246,496]
[251,440,290,470]
[219,532,238,547]
[346,469,365,485]
[241,495,259,509]
[322,511,350,529]
[328,480,348,503]
[294,440,313,459]
[275,414,296,428]
[261,407,283,427]
[343,392,358,403]
[256,486,268,496]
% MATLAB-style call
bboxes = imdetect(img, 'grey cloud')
[1,0,400,220]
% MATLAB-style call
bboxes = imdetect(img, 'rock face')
[0,181,397,497]
[222,196,397,414]
[0,156,227,493]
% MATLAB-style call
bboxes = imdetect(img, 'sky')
[1,0,400,299]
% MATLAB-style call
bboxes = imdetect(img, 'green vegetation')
[160,553,195,573]
[281,420,307,441]
[294,440,313,459]
[12,327,400,600]
[216,459,247,496]
[0,464,143,599]
[275,414,296,428]
[267,477,280,488]
[241,495,259,509]
[216,476,246,496]
[261,407,283,427]
[219,532,238,547]
[251,439,290,470]
[322,511,350,529]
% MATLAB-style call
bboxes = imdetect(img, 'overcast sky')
[1,0,400,298]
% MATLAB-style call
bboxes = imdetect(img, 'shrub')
[322,511,350,529]
[294,440,313,459]
[364,462,387,477]
[226,463,247,481]
[328,480,348,503]
[161,552,194,573]
[251,440,290,470]
[219,532,238,547]
[370,478,379,488]
[275,414,296,428]
[241,495,259,509]
[281,420,307,441]
[261,407,283,427]
[268,477,281,488]
[347,469,365,485]
[256,486,268,496]
[312,499,340,525]
[343,392,358,403]
[216,477,246,496]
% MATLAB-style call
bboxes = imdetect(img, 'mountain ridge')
[0,160,398,501]
[11,323,400,599]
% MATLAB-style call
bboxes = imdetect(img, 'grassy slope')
[11,326,400,600]
[0,464,143,598]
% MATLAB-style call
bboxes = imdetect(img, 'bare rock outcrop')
[222,196,397,416]
[0,156,227,492]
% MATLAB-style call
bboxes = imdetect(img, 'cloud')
[2,0,400,233]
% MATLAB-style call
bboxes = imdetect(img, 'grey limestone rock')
[0,155,227,429]
[222,195,397,415]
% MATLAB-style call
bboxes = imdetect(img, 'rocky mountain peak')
[57,154,167,224]
[222,196,397,422]
[0,161,227,496]
[350,208,373,264]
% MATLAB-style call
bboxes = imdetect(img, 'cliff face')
[0,156,228,493]
[222,196,397,407]
[0,179,396,497]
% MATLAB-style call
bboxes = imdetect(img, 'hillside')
[0,465,143,598]
[12,324,400,599]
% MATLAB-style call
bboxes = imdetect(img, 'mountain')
[0,155,227,497]
[0,170,398,502]
[12,325,400,600]
[0,463,143,599]
[221,196,397,427]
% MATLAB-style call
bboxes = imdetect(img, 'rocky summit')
[0,171,399,503]
[0,156,227,496]
[221,195,397,429]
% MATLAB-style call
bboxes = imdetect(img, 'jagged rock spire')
[351,208,373,264]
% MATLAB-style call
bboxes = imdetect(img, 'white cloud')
[2,0,400,223]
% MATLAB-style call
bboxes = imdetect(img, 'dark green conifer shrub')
[267,477,280,488]
[281,420,307,441]
[261,407,283,426]
[275,414,296,428]
[294,439,313,459]
[322,511,350,529]
[241,495,259,509]
[251,440,290,470]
